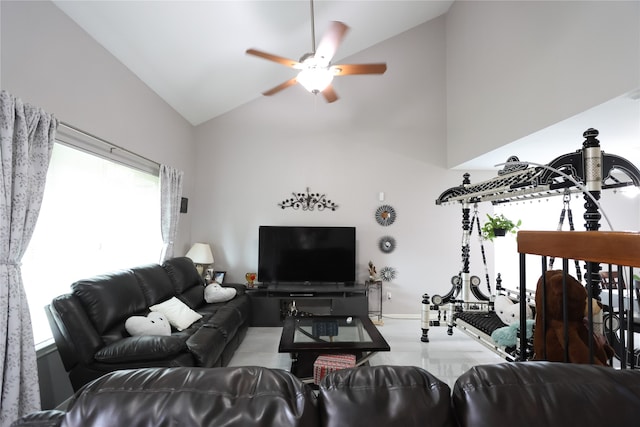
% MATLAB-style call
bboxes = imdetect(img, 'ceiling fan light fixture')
[297,66,334,94]
[246,10,385,101]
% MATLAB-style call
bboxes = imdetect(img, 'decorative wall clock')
[380,266,397,282]
[375,205,396,226]
[378,236,396,253]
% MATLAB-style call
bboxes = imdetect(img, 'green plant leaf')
[481,213,521,241]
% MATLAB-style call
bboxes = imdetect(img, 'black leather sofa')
[13,363,640,427]
[45,257,251,391]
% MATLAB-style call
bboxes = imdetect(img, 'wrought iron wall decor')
[278,187,338,211]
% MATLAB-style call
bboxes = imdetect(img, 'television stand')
[246,283,368,327]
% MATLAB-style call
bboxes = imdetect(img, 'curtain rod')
[58,121,160,168]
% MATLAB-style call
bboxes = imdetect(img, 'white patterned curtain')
[159,165,184,262]
[0,90,57,426]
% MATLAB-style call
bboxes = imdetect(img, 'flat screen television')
[258,226,356,284]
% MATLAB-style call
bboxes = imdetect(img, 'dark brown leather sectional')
[13,363,640,426]
[45,257,250,391]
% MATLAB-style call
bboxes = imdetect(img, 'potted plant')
[481,213,521,241]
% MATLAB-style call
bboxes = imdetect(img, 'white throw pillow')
[125,312,171,336]
[204,283,237,303]
[150,297,202,331]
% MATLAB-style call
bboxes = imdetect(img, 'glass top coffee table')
[278,315,390,380]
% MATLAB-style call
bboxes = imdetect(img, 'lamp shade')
[185,243,214,264]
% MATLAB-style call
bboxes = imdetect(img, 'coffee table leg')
[355,351,377,367]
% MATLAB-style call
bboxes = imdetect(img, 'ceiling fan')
[245,0,387,103]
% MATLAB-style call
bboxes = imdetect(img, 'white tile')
[228,317,506,388]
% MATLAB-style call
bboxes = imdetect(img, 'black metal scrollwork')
[278,187,338,211]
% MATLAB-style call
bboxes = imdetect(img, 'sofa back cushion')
[319,365,454,427]
[452,361,640,427]
[61,367,319,427]
[162,257,205,307]
[71,270,147,335]
[132,263,175,305]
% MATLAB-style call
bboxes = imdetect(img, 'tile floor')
[228,316,507,388]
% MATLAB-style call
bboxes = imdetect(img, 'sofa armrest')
[10,410,65,427]
[222,283,246,296]
[94,335,187,363]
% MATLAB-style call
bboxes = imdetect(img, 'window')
[23,142,162,345]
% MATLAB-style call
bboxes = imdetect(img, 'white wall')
[193,17,494,314]
[494,190,640,291]
[0,0,196,255]
[446,0,640,168]
[1,1,637,316]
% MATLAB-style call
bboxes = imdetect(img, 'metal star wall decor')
[378,236,396,253]
[380,266,397,282]
[278,187,339,211]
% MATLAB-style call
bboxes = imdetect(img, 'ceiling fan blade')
[262,77,298,96]
[332,63,387,76]
[246,49,301,69]
[315,21,349,62]
[322,84,338,103]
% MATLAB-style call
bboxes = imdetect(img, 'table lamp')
[185,243,214,278]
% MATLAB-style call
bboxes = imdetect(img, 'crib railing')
[517,231,640,367]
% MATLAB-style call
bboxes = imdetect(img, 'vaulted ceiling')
[53,0,454,126]
[52,1,639,169]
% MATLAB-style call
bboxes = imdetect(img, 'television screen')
[258,226,356,284]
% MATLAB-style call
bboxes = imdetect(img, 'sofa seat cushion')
[319,365,454,427]
[61,367,319,427]
[95,335,187,363]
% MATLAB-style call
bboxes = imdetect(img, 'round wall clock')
[375,205,396,226]
[378,236,396,253]
[380,266,397,282]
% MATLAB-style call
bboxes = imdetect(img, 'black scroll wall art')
[278,187,339,211]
